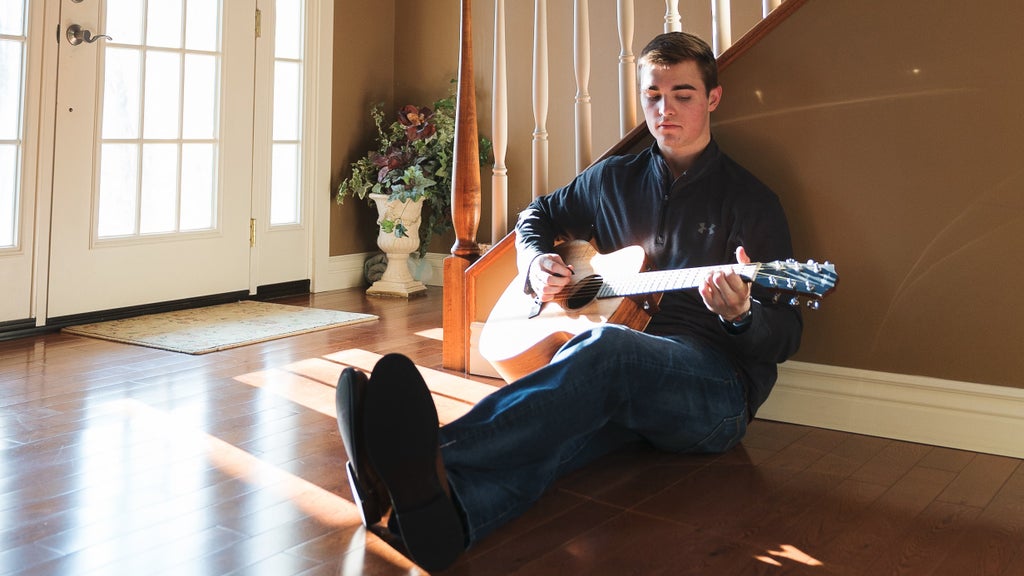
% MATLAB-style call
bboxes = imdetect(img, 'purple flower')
[398,105,436,141]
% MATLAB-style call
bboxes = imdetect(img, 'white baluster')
[617,0,636,136]
[532,0,549,199]
[664,0,681,33]
[763,0,782,18]
[712,0,732,54]
[574,0,592,172]
[492,0,508,238]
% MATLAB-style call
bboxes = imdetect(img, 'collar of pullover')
[650,138,721,188]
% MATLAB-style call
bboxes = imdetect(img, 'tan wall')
[329,0,397,257]
[712,0,1024,388]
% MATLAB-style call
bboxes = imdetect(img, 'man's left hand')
[699,246,752,322]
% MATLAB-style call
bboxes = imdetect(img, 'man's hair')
[638,32,719,93]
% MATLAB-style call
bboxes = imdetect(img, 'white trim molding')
[759,361,1024,459]
[319,252,376,292]
[318,251,448,292]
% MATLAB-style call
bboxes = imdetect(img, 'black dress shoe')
[363,353,466,572]
[336,367,391,527]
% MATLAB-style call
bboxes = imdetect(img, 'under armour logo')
[698,222,717,235]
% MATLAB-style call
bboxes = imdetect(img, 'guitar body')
[479,241,659,383]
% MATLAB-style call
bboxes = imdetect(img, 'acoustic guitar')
[479,240,838,383]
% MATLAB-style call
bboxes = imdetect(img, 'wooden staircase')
[441,0,809,376]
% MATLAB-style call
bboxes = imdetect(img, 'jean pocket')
[692,412,747,454]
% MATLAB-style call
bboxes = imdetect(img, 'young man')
[336,32,803,571]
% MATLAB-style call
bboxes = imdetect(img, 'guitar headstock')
[753,260,838,306]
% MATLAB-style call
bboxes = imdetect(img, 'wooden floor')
[2,287,1022,575]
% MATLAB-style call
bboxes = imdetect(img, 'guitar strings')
[552,266,835,303]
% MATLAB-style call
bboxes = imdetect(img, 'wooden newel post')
[451,0,482,258]
[443,0,484,372]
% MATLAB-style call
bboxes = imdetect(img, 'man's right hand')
[529,253,575,302]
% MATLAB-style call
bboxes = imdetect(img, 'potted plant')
[337,90,490,296]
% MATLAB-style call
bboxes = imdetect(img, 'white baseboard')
[760,361,1024,458]
[317,251,447,292]
[317,252,374,292]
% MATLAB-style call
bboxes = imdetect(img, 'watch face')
[732,310,752,325]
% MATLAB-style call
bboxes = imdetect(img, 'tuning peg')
[807,300,821,311]
[788,296,800,307]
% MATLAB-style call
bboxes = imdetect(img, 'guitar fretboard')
[597,264,760,298]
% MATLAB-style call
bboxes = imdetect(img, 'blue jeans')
[438,324,748,545]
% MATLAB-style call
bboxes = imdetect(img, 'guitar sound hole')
[565,275,604,310]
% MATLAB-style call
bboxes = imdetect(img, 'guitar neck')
[597,263,760,298]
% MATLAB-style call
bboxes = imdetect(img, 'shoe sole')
[336,368,384,526]
[363,354,465,572]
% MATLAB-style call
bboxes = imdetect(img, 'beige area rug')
[62,300,378,354]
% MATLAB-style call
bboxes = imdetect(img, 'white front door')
[46,0,256,318]
[250,0,311,291]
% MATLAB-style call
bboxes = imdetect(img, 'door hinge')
[255,9,262,38]
[249,218,257,247]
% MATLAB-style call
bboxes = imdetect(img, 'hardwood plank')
[935,453,1020,508]
[929,462,1024,576]
[821,465,958,571]
[859,500,983,576]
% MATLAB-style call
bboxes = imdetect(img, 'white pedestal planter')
[366,193,427,297]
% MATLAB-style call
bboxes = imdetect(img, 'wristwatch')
[728,309,752,327]
[721,307,752,332]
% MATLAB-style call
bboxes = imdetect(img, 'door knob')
[66,24,112,46]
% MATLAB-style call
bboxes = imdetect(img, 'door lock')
[65,24,112,46]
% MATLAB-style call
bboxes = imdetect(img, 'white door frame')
[306,1,334,295]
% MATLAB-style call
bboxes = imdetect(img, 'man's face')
[640,60,722,165]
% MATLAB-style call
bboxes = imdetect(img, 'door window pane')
[105,0,144,46]
[0,41,24,139]
[185,0,219,52]
[274,0,301,60]
[182,53,217,140]
[143,51,181,139]
[146,0,183,49]
[0,145,16,248]
[272,143,298,224]
[101,47,141,139]
[98,144,139,237]
[180,143,215,231]
[140,143,178,233]
[272,60,300,141]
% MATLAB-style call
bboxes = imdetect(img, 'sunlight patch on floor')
[108,398,361,527]
[756,544,824,567]
[233,357,344,418]
[415,327,444,341]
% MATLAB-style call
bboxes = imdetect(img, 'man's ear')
[707,85,723,111]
